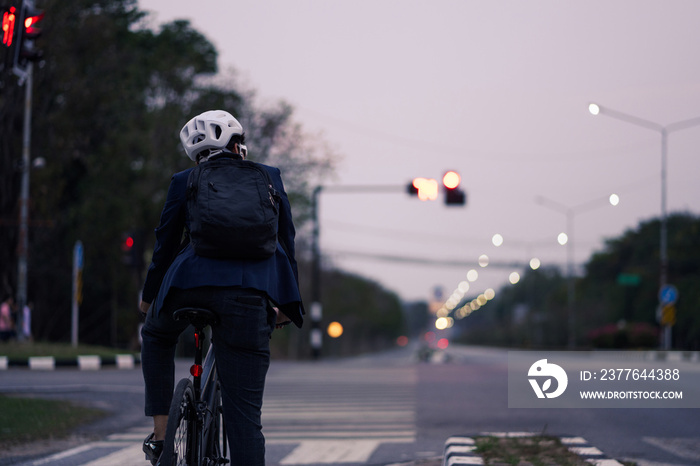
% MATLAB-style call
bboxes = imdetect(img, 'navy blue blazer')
[141,162,304,328]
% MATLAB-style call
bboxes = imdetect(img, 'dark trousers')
[141,286,273,466]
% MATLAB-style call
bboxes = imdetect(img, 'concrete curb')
[443,436,481,465]
[443,432,624,466]
[594,350,700,363]
[0,354,140,370]
[646,350,700,362]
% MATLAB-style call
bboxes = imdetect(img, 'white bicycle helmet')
[179,110,244,161]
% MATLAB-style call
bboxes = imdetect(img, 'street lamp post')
[536,194,618,348]
[589,103,700,349]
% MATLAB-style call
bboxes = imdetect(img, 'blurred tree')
[268,262,406,359]
[0,0,336,347]
[579,213,700,349]
[320,267,404,356]
[459,266,567,348]
[459,213,700,350]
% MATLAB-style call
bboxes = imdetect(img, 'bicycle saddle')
[172,307,220,328]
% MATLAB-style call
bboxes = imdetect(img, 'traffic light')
[122,233,136,266]
[10,0,44,82]
[123,230,146,271]
[407,180,419,196]
[2,5,17,48]
[121,232,145,270]
[442,171,466,206]
[2,4,19,71]
[407,177,438,201]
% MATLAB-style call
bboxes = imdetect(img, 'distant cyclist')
[139,110,304,466]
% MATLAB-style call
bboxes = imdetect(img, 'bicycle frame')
[191,325,227,465]
[162,308,228,466]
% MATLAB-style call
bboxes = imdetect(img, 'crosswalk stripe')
[263,365,417,464]
[264,411,413,421]
[24,445,95,465]
[18,365,417,465]
[80,444,144,466]
[266,431,416,439]
[280,440,382,464]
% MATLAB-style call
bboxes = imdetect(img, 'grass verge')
[0,341,138,360]
[0,394,107,449]
[473,435,636,466]
[474,435,591,466]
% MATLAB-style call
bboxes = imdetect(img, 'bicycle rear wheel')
[161,378,196,466]
[203,381,228,464]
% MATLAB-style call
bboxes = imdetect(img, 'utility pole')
[11,0,44,341]
[310,186,322,359]
[16,62,33,341]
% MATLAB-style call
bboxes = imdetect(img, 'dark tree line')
[458,212,700,350]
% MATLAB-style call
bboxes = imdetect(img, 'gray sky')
[139,0,700,303]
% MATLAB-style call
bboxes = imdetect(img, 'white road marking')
[279,440,381,464]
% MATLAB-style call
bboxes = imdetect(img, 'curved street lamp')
[536,194,618,348]
[589,103,700,349]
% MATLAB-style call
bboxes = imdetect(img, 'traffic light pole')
[309,180,465,359]
[310,184,405,359]
[16,61,32,341]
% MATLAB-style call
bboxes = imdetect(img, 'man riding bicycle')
[139,110,304,466]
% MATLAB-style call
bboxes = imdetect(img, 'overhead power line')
[327,249,568,269]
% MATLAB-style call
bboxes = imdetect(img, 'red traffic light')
[2,6,16,47]
[121,232,144,268]
[442,171,461,189]
[9,0,44,81]
[23,9,43,38]
[409,172,466,205]
[442,170,466,206]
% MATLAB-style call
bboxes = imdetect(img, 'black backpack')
[186,156,280,260]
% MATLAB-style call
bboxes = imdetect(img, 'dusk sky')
[138,0,700,304]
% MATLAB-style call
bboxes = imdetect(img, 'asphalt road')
[417,346,700,465]
[1,344,699,465]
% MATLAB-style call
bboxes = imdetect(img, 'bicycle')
[158,307,229,466]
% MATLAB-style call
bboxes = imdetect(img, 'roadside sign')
[617,273,641,286]
[74,240,84,270]
[660,304,676,326]
[659,284,678,306]
[72,240,83,347]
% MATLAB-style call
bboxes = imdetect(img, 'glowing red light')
[411,177,438,201]
[437,338,449,350]
[396,335,409,347]
[125,237,134,248]
[23,11,43,34]
[2,7,16,47]
[442,171,461,189]
[190,364,203,377]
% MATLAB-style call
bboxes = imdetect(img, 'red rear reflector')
[190,364,203,377]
